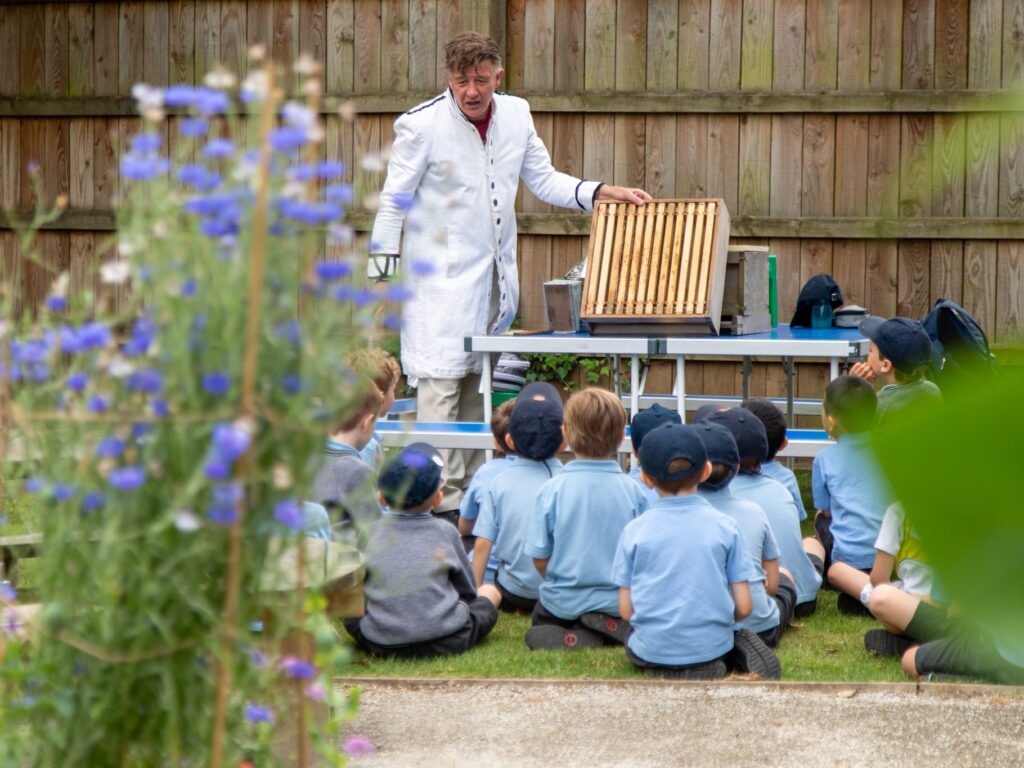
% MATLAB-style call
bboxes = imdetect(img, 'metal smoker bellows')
[581,199,731,336]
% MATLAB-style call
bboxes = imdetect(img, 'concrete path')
[339,678,1024,767]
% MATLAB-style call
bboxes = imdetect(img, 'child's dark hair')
[824,375,878,434]
[491,398,515,457]
[647,458,702,494]
[333,384,384,433]
[703,462,735,488]
[892,361,930,384]
[741,398,787,460]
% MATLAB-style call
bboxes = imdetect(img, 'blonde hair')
[346,346,401,395]
[564,388,625,458]
[333,384,384,434]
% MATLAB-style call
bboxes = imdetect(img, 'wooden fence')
[1,0,1023,404]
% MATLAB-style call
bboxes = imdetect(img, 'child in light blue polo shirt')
[809,375,893,613]
[458,399,517,583]
[472,391,563,612]
[743,397,807,520]
[696,421,794,648]
[705,407,824,618]
[524,388,649,650]
[612,423,780,679]
[627,403,682,505]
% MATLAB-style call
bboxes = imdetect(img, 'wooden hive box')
[581,199,731,335]
[721,245,772,335]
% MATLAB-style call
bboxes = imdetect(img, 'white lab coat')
[370,89,601,383]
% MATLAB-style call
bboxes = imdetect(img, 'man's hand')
[597,184,653,205]
[848,361,875,382]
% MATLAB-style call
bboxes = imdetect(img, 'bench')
[376,420,833,457]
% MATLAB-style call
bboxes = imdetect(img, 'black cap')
[377,442,444,509]
[859,316,933,373]
[692,403,727,424]
[630,403,682,450]
[695,421,739,491]
[508,397,564,460]
[638,423,708,482]
[706,407,769,462]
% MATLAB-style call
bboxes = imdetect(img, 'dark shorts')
[432,508,460,528]
[793,556,824,618]
[344,596,498,659]
[496,578,538,614]
[914,622,1024,685]
[531,599,582,629]
[905,601,954,644]
[626,644,729,674]
[814,512,834,571]
[759,573,798,647]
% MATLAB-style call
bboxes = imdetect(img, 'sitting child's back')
[742,397,807,520]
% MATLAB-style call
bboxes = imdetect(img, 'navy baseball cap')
[859,316,933,373]
[378,442,444,510]
[638,423,708,482]
[692,403,727,424]
[630,403,682,451]
[519,381,562,409]
[694,421,739,490]
[706,407,769,462]
[509,397,564,460]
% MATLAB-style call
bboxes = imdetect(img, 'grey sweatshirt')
[358,513,479,646]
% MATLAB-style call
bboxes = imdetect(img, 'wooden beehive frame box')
[581,199,731,336]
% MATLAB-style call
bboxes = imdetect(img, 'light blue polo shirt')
[525,459,649,619]
[760,459,807,520]
[358,433,384,469]
[461,455,516,581]
[473,457,562,599]
[731,472,822,603]
[612,494,755,666]
[812,432,892,569]
[699,487,781,635]
[627,465,660,505]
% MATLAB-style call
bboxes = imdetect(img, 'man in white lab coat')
[370,32,650,520]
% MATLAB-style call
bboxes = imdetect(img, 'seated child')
[459,398,516,579]
[310,383,385,540]
[345,346,402,469]
[808,376,893,614]
[343,442,501,658]
[705,407,823,618]
[696,421,794,648]
[628,403,682,504]
[742,397,807,519]
[612,423,780,680]
[523,387,649,650]
[472,390,564,612]
[849,316,942,424]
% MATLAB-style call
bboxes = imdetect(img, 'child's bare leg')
[868,584,921,634]
[779,566,793,582]
[478,584,502,609]
[827,561,870,599]
[901,646,920,679]
[802,536,825,561]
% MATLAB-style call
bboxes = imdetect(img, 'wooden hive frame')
[581,199,731,335]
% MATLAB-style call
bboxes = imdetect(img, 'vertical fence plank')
[614,0,646,192]
[770,238,801,318]
[996,241,1024,343]
[931,240,963,304]
[935,0,968,89]
[969,0,1002,88]
[380,0,409,93]
[143,4,169,86]
[435,0,463,89]
[833,240,866,307]
[274,1,301,78]
[583,0,616,191]
[68,3,95,97]
[169,2,196,85]
[740,0,772,89]
[901,0,934,89]
[865,241,898,316]
[645,0,677,197]
[1001,115,1024,218]
[800,240,833,288]
[737,0,771,217]
[248,0,275,50]
[45,5,68,97]
[805,0,838,89]
[354,0,382,94]
[869,0,902,89]
[0,120,19,213]
[1003,0,1024,87]
[119,2,145,95]
[20,5,46,97]
[771,0,804,219]
[409,0,437,91]
[933,114,966,216]
[678,0,710,90]
[0,7,20,97]
[836,0,869,89]
[963,241,997,335]
[802,116,835,216]
[709,0,741,90]
[835,115,868,215]
[327,0,354,92]
[221,1,248,78]
[897,240,931,317]
[899,115,932,217]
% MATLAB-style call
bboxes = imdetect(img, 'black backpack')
[921,299,998,386]
[791,274,844,327]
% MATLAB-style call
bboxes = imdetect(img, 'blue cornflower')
[0,363,21,381]
[200,217,238,238]
[280,374,304,395]
[268,126,308,153]
[66,372,89,392]
[27,363,50,382]
[177,165,221,191]
[0,583,16,602]
[180,117,209,137]
[279,656,316,679]
[392,191,415,211]
[273,499,303,530]
[59,326,84,354]
[120,153,170,181]
[317,160,345,179]
[382,313,403,331]
[11,336,53,365]
[96,436,125,458]
[24,477,45,493]
[287,163,316,182]
[81,491,106,512]
[204,459,230,481]
[151,398,169,418]
[46,295,67,312]
[245,704,273,724]
[332,286,355,303]
[272,320,301,346]
[163,84,199,108]
[278,199,342,225]
[207,504,237,525]
[211,422,251,462]
[213,482,243,507]
[410,260,435,277]
[52,484,77,502]
[87,394,110,413]
[353,289,376,308]
[201,371,230,396]
[124,315,157,356]
[130,132,162,153]
[385,284,414,302]
[78,321,112,349]
[324,184,354,205]
[180,279,197,297]
[108,466,145,491]
[314,261,352,281]
[193,87,230,116]
[126,369,163,394]
[132,423,153,442]
[202,138,235,158]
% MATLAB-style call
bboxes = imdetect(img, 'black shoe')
[730,629,782,680]
[579,612,631,645]
[864,629,914,658]
[525,624,602,651]
[654,660,728,681]
[837,592,873,617]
